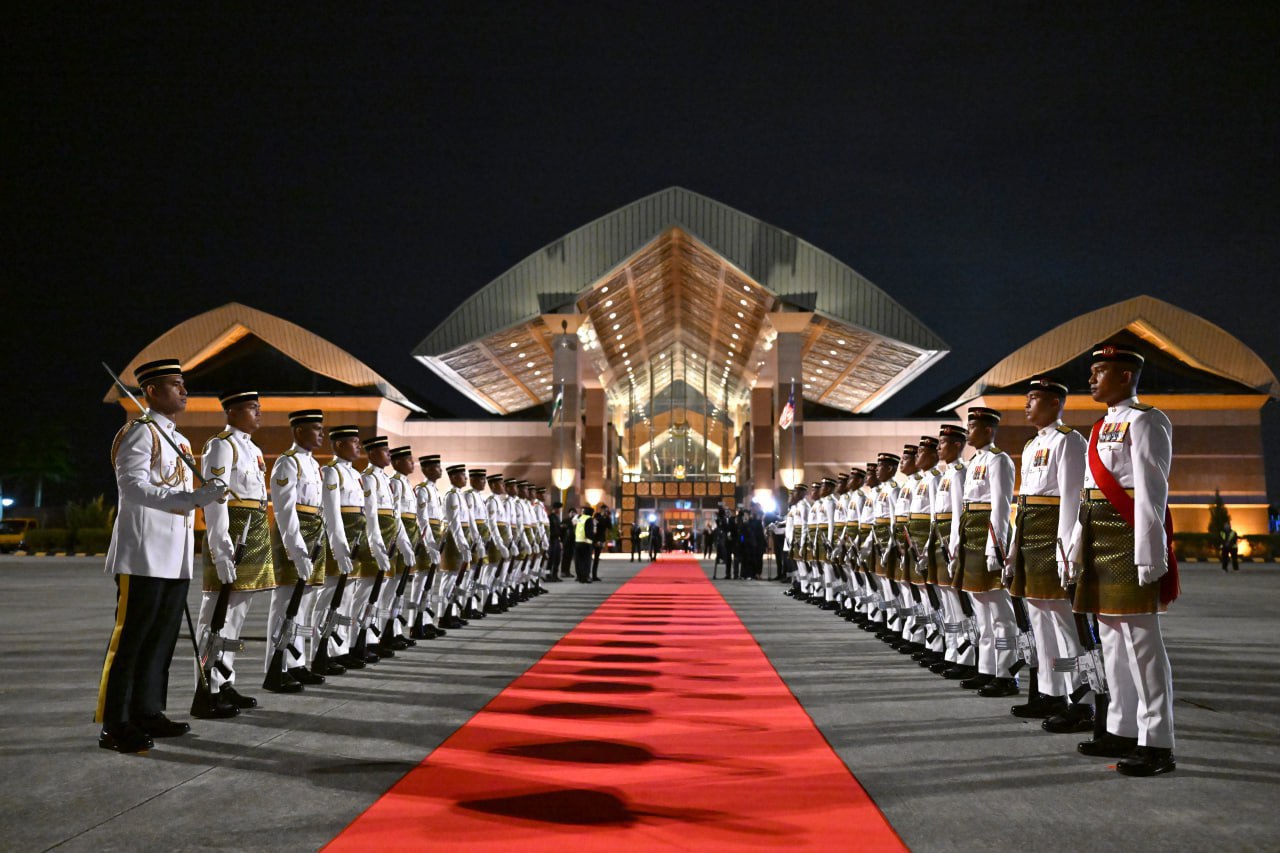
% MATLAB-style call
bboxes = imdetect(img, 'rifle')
[312,530,364,673]
[939,538,977,655]
[195,515,251,694]
[264,537,324,688]
[1053,537,1108,702]
[989,520,1036,675]
[902,523,944,640]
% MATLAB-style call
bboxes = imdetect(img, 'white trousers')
[196,589,254,690]
[313,574,352,660]
[1026,598,1086,698]
[970,588,1016,678]
[1099,614,1175,748]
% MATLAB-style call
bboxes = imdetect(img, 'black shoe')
[190,688,239,719]
[960,672,994,689]
[262,670,303,694]
[929,660,952,674]
[220,685,258,709]
[370,644,394,659]
[99,722,153,753]
[1078,732,1139,758]
[289,666,326,686]
[1011,695,1067,719]
[319,659,347,676]
[977,677,1019,697]
[1042,703,1094,733]
[440,616,465,629]
[1116,746,1176,777]
[386,636,410,651]
[361,650,380,664]
[819,600,839,610]
[337,653,366,670]
[133,713,190,738]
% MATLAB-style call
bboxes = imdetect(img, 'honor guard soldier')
[841,467,870,621]
[535,486,553,588]
[813,477,838,608]
[855,463,881,626]
[264,409,329,693]
[194,389,273,717]
[97,359,228,752]
[870,453,902,642]
[893,446,927,651]
[908,437,946,665]
[439,463,474,628]
[1069,344,1179,776]
[315,425,364,673]
[465,469,503,617]
[412,455,446,639]
[504,478,532,598]
[354,436,411,661]
[1009,377,1091,727]
[935,425,975,677]
[953,407,1020,697]
[386,446,422,649]
[830,473,853,614]
[486,473,514,610]
[783,484,808,597]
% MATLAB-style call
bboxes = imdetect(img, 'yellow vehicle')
[0,518,38,552]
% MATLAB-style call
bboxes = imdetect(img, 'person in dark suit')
[630,521,642,562]
[590,505,610,581]
[546,502,563,582]
[648,519,661,560]
[743,506,766,579]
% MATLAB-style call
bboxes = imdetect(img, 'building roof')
[941,294,1280,409]
[105,302,423,412]
[413,188,948,415]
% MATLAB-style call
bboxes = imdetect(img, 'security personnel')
[573,503,595,582]
[386,445,421,649]
[194,389,273,716]
[315,425,363,673]
[264,409,329,693]
[439,463,474,628]
[412,454,445,639]
[1009,377,1090,728]
[953,407,1019,697]
[97,359,227,752]
[934,425,974,677]
[1069,343,1179,776]
[1220,523,1239,572]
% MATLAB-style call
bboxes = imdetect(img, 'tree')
[9,428,74,508]
[1207,489,1231,538]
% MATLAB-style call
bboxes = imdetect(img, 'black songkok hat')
[289,409,324,426]
[419,454,441,465]
[135,358,182,385]
[362,435,389,450]
[329,425,359,440]
[1090,343,1145,368]
[446,463,467,475]
[849,466,867,477]
[918,435,939,449]
[487,473,504,483]
[504,478,519,485]
[967,407,1002,424]
[390,445,413,459]
[1028,375,1069,397]
[219,389,258,409]
[468,468,487,478]
[939,424,967,440]
[901,444,918,455]
[878,452,901,464]
[821,477,837,487]
[794,483,809,493]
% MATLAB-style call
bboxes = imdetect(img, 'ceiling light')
[830,349,838,356]
[615,334,623,340]
[733,323,741,330]
[743,285,751,292]
[815,369,823,375]
[526,361,535,368]
[837,339,846,345]
[604,299,613,308]
[624,359,631,365]
[509,342,518,348]
[822,360,830,366]
[517,352,525,358]
[739,299,748,306]
[736,311,744,318]
[533,370,541,376]
[731,333,739,340]
[609,312,617,319]
[602,286,610,294]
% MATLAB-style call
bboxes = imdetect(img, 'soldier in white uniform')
[385,446,422,649]
[1008,377,1091,727]
[869,454,902,641]
[352,436,409,662]
[782,484,806,598]
[412,454,446,639]
[1070,344,1179,776]
[97,359,227,752]
[855,464,881,626]
[194,389,273,717]
[952,407,1020,697]
[786,484,811,599]
[812,478,837,608]
[892,446,926,651]
[933,426,975,677]
[840,468,870,622]
[907,437,945,666]
[263,409,329,693]
[465,469,503,617]
[314,425,363,673]
[438,463,475,628]
[486,473,514,612]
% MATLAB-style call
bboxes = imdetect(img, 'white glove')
[499,545,511,560]
[292,554,314,579]
[1137,563,1167,585]
[191,481,229,508]
[404,551,416,569]
[986,555,1003,575]
[337,553,355,575]
[472,546,484,563]
[1057,560,1072,588]
[426,545,441,564]
[945,557,958,579]
[1001,560,1015,585]
[215,559,237,584]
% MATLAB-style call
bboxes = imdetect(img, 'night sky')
[6,3,1279,506]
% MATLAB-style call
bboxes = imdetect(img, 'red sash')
[1087,418,1179,605]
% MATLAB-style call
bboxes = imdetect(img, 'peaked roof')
[105,302,422,411]
[943,294,1279,408]
[415,187,947,356]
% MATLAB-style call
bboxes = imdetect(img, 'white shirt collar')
[1109,396,1139,414]
[146,409,176,431]
[1037,420,1064,437]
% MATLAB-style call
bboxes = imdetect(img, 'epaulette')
[1131,402,1154,411]
[954,462,965,471]
[214,429,233,441]
[1056,424,1074,434]
[990,445,1004,455]
[203,429,237,471]
[282,448,299,458]
[323,458,338,467]
[929,467,941,476]
[1024,436,1035,448]
[110,419,159,470]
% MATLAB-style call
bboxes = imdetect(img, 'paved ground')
[1,555,1276,851]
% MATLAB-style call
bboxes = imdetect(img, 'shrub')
[1172,532,1218,561]
[75,528,112,554]
[66,495,116,537]
[1242,534,1280,561]
[25,528,69,552]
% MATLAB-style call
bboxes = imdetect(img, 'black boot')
[262,665,304,693]
[190,685,239,719]
[1116,746,1176,776]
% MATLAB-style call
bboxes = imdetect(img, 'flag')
[779,388,795,430]
[547,388,564,428]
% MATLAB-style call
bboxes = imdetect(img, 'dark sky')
[5,3,1279,506]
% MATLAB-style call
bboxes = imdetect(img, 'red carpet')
[326,558,904,851]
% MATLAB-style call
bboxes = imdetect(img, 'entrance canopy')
[414,188,947,415]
